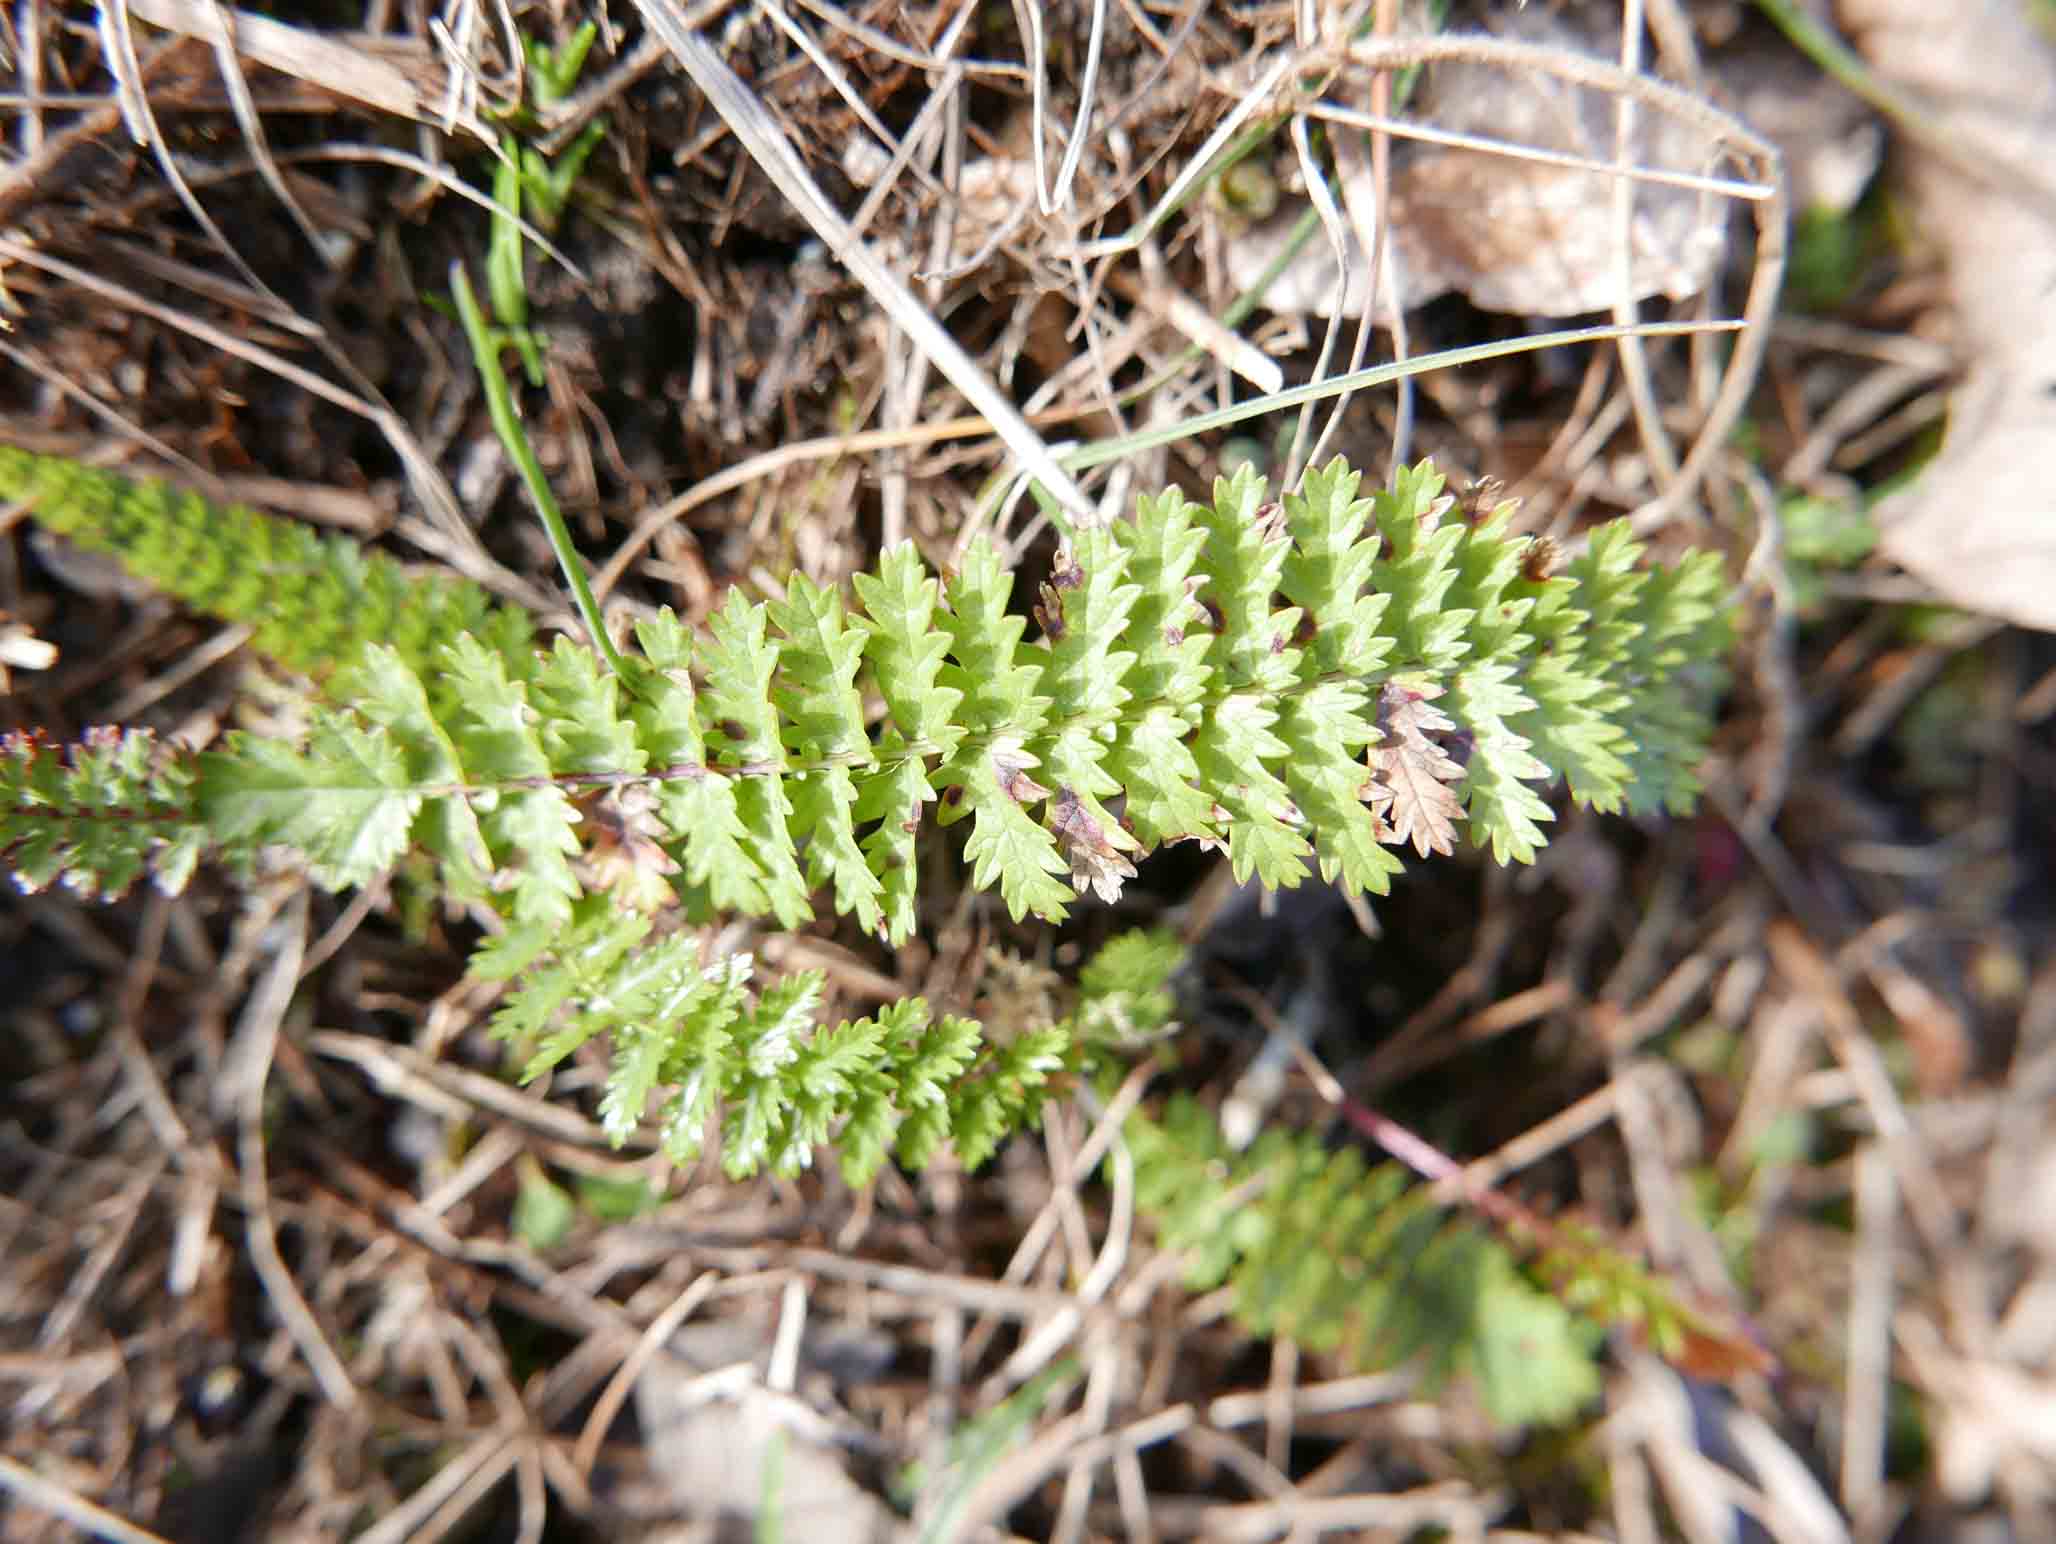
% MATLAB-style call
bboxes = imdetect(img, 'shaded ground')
[3,2,2054,1541]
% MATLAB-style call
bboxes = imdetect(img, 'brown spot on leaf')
[1034,583,1066,642]
[1047,786,1139,904]
[581,787,683,910]
[1250,500,1288,540]
[992,746,1051,806]
[1034,549,1087,639]
[1462,474,1505,523]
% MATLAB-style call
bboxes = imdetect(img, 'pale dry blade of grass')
[0,1455,169,1544]
[1303,99,1776,202]
[77,5,519,564]
[631,0,1094,528]
[122,0,460,132]
[1312,28,1786,530]
[0,341,196,472]
[191,0,334,259]
[1611,0,1681,492]
[100,0,292,303]
[0,236,518,585]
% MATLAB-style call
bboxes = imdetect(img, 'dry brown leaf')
[1047,785,1139,904]
[1844,0,2056,631]
[1370,681,1467,858]
[635,1335,903,1543]
[1226,9,1729,320]
[1032,547,1086,641]
[122,0,442,127]
[1378,678,1459,744]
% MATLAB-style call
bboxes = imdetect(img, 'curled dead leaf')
[991,743,1051,806]
[1048,786,1139,904]
[1371,681,1467,858]
[1844,0,2056,631]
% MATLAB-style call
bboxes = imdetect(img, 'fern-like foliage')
[14,457,1724,918]
[1,725,208,898]
[0,447,536,687]
[1,448,1731,1184]
[1126,1093,1604,1426]
[474,896,1069,1182]
[2,447,1754,1418]
[1074,928,1759,1427]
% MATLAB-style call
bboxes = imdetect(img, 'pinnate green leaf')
[199,714,419,890]
[438,634,582,923]
[852,542,962,748]
[343,644,491,900]
[1192,693,1308,889]
[1196,465,1301,694]
[700,590,811,925]
[531,636,646,776]
[1278,681,1400,895]
[947,738,1073,922]
[2,727,203,898]
[1372,464,1473,673]
[1280,459,1390,677]
[2,447,1738,1220]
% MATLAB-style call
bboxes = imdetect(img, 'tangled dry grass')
[2,2,2053,1541]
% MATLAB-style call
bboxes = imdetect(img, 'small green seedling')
[525,21,599,110]
[484,21,609,386]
